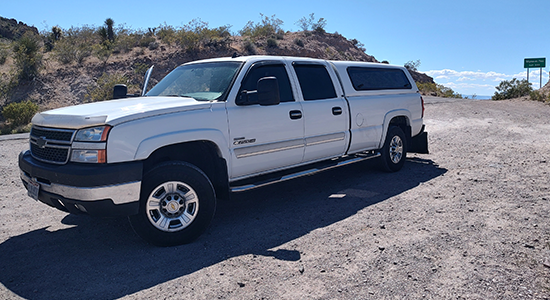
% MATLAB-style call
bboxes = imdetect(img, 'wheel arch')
[141,140,230,200]
[378,110,412,148]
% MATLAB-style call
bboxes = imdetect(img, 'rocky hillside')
[0,17,434,112]
[0,17,39,40]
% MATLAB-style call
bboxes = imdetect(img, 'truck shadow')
[0,157,445,300]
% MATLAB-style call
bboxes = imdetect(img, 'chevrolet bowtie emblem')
[36,136,47,148]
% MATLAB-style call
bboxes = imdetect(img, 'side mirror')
[113,84,128,99]
[257,77,280,106]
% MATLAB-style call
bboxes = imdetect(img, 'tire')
[129,162,216,246]
[378,126,407,172]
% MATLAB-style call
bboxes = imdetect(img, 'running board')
[230,151,381,192]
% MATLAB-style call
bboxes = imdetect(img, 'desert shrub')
[112,26,138,53]
[52,25,96,64]
[85,72,135,102]
[43,26,63,52]
[295,13,327,33]
[529,90,548,102]
[492,78,532,100]
[416,82,463,99]
[133,62,150,76]
[242,39,256,54]
[201,25,232,50]
[93,42,113,65]
[1,100,39,127]
[148,41,159,50]
[404,60,421,72]
[12,32,43,80]
[0,47,8,64]
[157,23,177,45]
[350,38,366,52]
[267,38,278,48]
[294,38,304,47]
[239,14,284,40]
[173,19,232,51]
[140,34,157,48]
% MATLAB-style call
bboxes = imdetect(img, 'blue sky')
[3,0,549,97]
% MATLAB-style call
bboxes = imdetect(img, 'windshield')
[146,61,243,101]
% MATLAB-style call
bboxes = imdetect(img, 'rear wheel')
[129,162,216,246]
[378,126,407,172]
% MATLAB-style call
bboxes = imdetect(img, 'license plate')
[27,180,40,201]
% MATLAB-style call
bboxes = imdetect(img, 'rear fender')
[378,109,411,148]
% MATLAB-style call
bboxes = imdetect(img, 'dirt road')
[1,97,549,299]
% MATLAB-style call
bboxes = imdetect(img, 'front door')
[226,62,304,179]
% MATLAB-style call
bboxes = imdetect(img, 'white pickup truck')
[19,55,428,246]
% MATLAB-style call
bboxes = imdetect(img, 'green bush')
[529,90,549,102]
[350,38,366,52]
[295,13,327,33]
[157,23,177,45]
[44,26,63,52]
[266,38,278,48]
[0,47,7,65]
[294,38,304,47]
[242,39,256,54]
[239,14,284,40]
[404,60,421,72]
[492,78,532,100]
[85,72,135,102]
[176,19,232,51]
[12,32,43,80]
[52,26,96,65]
[416,82,463,99]
[2,100,39,127]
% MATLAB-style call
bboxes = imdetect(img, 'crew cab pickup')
[19,55,428,246]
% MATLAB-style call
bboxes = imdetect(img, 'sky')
[3,0,550,97]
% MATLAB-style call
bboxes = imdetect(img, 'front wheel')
[378,126,407,172]
[129,162,216,246]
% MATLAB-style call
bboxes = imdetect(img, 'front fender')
[133,129,230,161]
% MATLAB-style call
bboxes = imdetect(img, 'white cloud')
[423,68,550,95]
[424,69,509,82]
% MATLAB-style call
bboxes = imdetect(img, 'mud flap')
[409,127,429,154]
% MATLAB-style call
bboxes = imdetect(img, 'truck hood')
[32,96,212,129]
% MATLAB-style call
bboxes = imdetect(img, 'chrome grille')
[30,126,76,164]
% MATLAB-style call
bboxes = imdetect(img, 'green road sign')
[524,58,546,68]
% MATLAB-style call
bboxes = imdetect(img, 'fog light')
[71,149,106,163]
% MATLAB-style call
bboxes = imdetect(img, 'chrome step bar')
[230,151,381,192]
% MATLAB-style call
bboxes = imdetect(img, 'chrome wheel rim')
[389,135,403,164]
[146,181,199,232]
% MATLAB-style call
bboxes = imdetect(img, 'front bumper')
[18,150,143,217]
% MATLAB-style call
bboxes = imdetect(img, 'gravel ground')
[0,97,549,300]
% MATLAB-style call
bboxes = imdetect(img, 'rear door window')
[293,64,337,101]
[347,67,412,91]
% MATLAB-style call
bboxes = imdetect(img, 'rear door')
[290,60,349,163]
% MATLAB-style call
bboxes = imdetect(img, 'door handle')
[332,107,342,115]
[289,110,302,120]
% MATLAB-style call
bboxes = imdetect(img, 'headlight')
[74,126,111,142]
[71,126,111,163]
